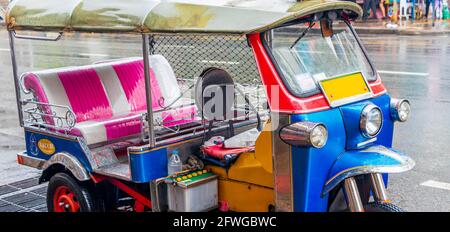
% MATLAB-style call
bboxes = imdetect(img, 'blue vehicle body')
[24,129,94,172]
[289,94,414,212]
[23,129,168,183]
[21,94,413,212]
[129,147,168,183]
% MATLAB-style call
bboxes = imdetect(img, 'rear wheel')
[47,173,98,212]
[364,202,405,212]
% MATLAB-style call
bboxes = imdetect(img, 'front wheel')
[47,173,98,212]
[364,202,405,212]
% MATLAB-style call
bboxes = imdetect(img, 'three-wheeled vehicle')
[5,0,414,212]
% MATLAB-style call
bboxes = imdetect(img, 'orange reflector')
[17,155,23,165]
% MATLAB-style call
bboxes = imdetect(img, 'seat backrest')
[148,55,181,107]
[22,55,182,125]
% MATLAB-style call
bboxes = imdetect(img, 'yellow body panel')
[207,121,275,211]
[228,121,274,188]
[320,72,370,103]
[217,179,274,212]
[227,152,274,188]
[208,165,229,179]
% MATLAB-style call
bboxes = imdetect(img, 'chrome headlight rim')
[360,104,383,138]
[390,98,411,122]
[309,124,328,148]
[279,121,328,148]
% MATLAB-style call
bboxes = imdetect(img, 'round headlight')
[310,125,328,148]
[391,99,411,122]
[360,105,383,138]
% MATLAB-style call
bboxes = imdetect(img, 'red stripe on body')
[248,34,386,114]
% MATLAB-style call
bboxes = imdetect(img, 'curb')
[354,27,397,35]
[397,29,450,35]
[354,27,450,36]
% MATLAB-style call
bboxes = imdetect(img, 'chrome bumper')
[17,151,46,169]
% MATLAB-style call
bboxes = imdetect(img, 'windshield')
[269,20,375,97]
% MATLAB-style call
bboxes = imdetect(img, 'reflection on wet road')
[0,29,449,211]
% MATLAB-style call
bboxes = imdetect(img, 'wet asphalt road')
[364,34,450,211]
[0,27,449,211]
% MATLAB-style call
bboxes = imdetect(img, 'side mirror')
[320,19,333,38]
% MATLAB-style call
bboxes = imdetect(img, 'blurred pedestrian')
[425,0,436,19]
[363,0,378,20]
[379,0,387,19]
[390,0,400,23]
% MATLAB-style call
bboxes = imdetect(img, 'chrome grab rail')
[93,57,141,65]
[21,99,76,133]
[139,82,268,142]
[140,102,199,142]
[13,31,63,41]
[20,79,267,142]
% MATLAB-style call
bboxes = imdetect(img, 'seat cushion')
[160,104,198,127]
[148,55,181,107]
[71,104,198,145]
[22,56,198,145]
[70,113,143,145]
[111,59,162,111]
[58,68,114,122]
[23,68,114,125]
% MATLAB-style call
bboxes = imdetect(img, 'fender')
[41,152,90,182]
[322,145,415,196]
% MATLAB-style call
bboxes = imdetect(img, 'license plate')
[319,72,372,107]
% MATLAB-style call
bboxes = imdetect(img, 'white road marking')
[421,180,450,191]
[0,48,10,52]
[378,70,429,76]
[77,53,109,57]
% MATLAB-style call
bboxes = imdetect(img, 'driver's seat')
[195,68,258,166]
[201,128,259,160]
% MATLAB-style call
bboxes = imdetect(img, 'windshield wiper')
[290,22,315,49]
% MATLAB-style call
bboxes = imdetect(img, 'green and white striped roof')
[6,0,361,34]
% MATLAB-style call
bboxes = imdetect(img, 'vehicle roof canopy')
[5,0,361,34]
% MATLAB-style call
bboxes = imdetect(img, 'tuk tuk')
[5,0,414,212]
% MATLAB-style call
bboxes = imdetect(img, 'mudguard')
[42,152,91,181]
[322,145,415,196]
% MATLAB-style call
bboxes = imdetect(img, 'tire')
[47,173,98,212]
[95,182,119,212]
[364,202,405,212]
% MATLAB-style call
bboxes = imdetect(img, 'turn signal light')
[279,122,328,148]
[390,98,411,122]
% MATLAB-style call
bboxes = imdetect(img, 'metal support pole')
[142,34,155,147]
[344,177,364,212]
[8,31,24,127]
[370,173,389,202]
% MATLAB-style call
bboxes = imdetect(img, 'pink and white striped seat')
[22,55,197,145]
